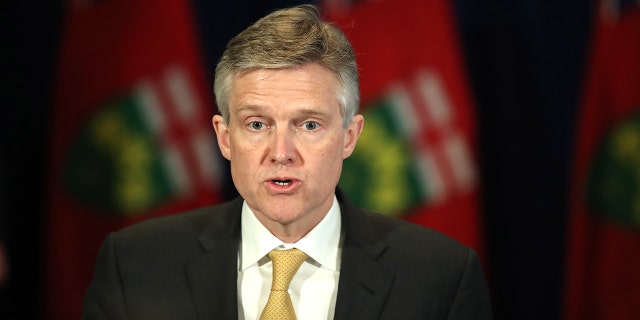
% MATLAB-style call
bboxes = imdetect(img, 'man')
[82,5,492,320]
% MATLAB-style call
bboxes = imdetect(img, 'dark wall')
[455,1,594,319]
[2,1,62,319]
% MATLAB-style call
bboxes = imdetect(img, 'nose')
[269,126,298,165]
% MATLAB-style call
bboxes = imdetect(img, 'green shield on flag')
[63,93,173,217]
[587,111,640,228]
[340,99,428,216]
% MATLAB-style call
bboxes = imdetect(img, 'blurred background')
[3,0,640,319]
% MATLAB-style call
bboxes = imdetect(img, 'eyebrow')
[295,108,333,120]
[235,105,263,114]
[235,105,333,120]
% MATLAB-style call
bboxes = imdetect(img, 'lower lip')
[266,180,299,193]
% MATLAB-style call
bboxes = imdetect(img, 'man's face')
[213,63,363,237]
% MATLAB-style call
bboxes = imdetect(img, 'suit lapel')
[184,198,243,320]
[333,190,395,320]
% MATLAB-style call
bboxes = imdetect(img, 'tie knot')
[268,248,308,291]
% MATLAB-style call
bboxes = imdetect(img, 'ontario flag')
[326,0,483,252]
[45,0,222,318]
[564,1,640,319]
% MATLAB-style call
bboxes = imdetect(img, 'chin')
[266,210,303,225]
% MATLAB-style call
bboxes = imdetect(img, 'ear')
[212,115,231,160]
[343,114,364,159]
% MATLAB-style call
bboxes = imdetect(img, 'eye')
[303,121,319,131]
[248,121,266,131]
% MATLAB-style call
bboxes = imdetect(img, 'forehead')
[229,64,341,110]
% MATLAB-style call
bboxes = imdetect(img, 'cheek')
[228,142,257,176]
[229,131,261,156]
[230,160,255,195]
[314,141,345,171]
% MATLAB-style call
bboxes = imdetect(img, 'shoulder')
[337,189,470,262]
[360,210,469,257]
[355,210,483,290]
[357,211,492,319]
[111,197,243,249]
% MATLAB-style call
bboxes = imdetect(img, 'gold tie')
[260,248,308,320]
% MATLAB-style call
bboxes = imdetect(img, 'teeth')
[274,180,291,186]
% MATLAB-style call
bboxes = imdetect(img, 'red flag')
[564,1,640,319]
[327,0,483,251]
[45,0,222,318]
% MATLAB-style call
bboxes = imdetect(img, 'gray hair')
[214,4,359,128]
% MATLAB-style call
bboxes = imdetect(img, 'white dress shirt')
[237,196,342,320]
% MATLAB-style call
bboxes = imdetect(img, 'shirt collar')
[240,196,342,271]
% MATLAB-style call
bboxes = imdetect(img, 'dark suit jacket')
[82,191,492,319]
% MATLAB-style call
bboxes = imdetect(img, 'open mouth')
[272,179,292,186]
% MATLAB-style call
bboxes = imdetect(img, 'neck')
[258,214,323,244]
[251,202,334,244]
